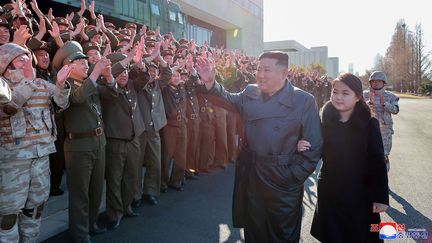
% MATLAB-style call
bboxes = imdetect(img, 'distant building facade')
[264,40,339,78]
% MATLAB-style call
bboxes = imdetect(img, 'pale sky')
[263,0,432,75]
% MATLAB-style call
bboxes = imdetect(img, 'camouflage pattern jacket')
[363,89,399,131]
[0,78,70,160]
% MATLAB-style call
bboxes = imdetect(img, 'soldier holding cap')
[0,43,71,242]
[364,71,399,172]
[52,41,116,242]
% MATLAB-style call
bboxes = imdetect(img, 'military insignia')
[60,19,65,23]
[208,107,214,112]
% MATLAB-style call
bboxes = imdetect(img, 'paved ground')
[43,98,432,243]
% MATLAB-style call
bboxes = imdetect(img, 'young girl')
[299,73,389,242]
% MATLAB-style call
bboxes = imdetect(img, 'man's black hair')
[258,51,289,68]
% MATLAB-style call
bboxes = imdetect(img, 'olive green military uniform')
[161,84,188,189]
[185,75,201,173]
[53,41,115,242]
[132,66,171,199]
[100,55,145,221]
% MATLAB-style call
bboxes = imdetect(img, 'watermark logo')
[371,222,429,240]
[379,222,398,240]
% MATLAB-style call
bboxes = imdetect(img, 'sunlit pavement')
[43,98,432,243]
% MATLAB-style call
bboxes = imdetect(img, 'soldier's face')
[116,70,129,87]
[331,81,360,113]
[58,24,68,31]
[256,58,288,94]
[163,55,173,65]
[370,80,384,90]
[70,59,89,80]
[11,54,30,70]
[91,34,102,45]
[180,74,188,81]
[34,50,50,70]
[87,49,101,65]
[148,66,158,80]
[0,26,10,44]
[170,72,181,86]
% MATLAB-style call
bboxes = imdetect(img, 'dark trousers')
[161,124,187,188]
[198,119,215,171]
[135,131,162,200]
[64,147,105,243]
[105,137,140,219]
[213,106,228,167]
[49,136,65,190]
[186,117,200,171]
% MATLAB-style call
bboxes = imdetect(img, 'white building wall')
[172,0,264,56]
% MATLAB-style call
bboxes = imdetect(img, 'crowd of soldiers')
[0,0,331,242]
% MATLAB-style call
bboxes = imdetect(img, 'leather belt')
[67,127,103,139]
[238,150,292,165]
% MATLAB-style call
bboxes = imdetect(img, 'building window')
[150,3,160,15]
[169,10,176,21]
[178,12,184,24]
[186,24,212,46]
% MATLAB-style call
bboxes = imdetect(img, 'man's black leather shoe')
[143,195,158,205]
[90,224,107,235]
[131,199,142,208]
[107,217,121,230]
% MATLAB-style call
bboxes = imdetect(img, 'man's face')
[146,46,155,54]
[58,24,68,31]
[11,53,30,70]
[256,58,287,94]
[180,74,188,82]
[86,49,101,65]
[70,59,89,80]
[163,55,173,65]
[34,50,50,70]
[4,54,34,80]
[0,26,10,45]
[91,34,102,45]
[148,66,158,80]
[370,80,385,90]
[116,70,129,87]
[170,72,181,86]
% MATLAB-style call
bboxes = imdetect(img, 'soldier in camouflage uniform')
[0,43,71,243]
[363,71,399,172]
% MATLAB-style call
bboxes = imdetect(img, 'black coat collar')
[321,101,371,129]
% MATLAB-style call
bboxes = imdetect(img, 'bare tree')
[383,19,415,92]
[413,24,431,93]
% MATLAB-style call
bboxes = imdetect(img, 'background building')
[264,40,340,78]
[38,0,263,56]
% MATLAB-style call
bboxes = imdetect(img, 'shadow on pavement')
[386,190,432,242]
